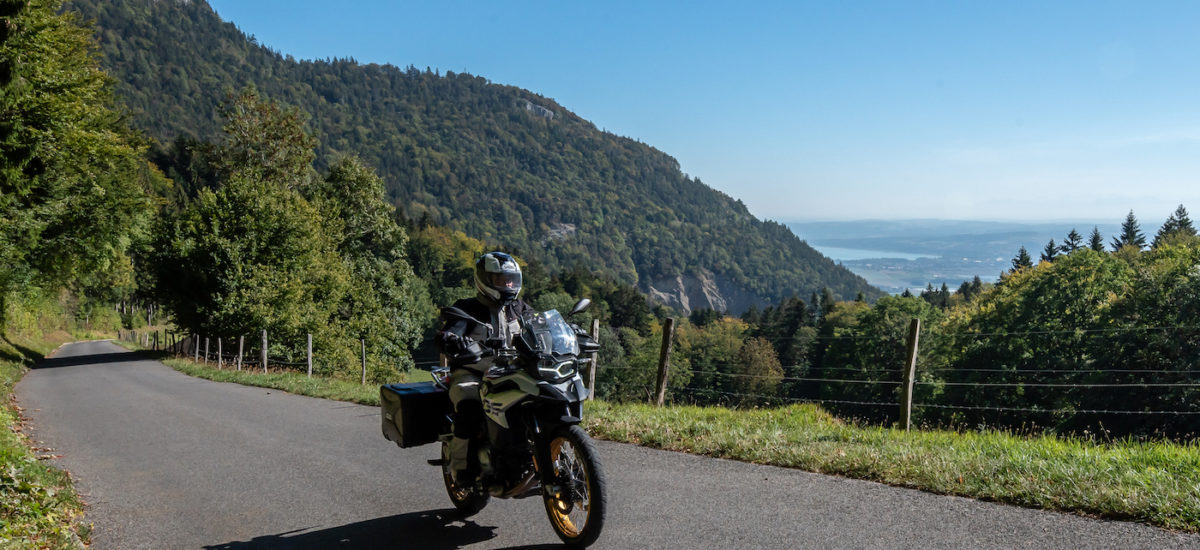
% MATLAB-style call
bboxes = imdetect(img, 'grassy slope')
[1,331,90,549]
[148,348,1200,533]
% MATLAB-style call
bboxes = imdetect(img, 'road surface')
[15,341,1199,549]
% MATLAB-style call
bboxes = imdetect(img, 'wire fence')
[592,319,1200,438]
[119,317,1200,438]
[116,328,416,385]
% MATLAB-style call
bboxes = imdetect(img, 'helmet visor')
[487,271,522,293]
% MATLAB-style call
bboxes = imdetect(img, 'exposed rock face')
[646,269,765,315]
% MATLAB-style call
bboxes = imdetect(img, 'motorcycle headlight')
[537,358,577,380]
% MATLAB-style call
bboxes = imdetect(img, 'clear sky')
[206,0,1200,223]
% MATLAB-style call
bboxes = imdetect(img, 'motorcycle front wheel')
[542,425,607,547]
[440,440,489,516]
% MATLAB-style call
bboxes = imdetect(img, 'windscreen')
[521,310,579,356]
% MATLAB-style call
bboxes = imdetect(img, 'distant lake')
[810,245,934,262]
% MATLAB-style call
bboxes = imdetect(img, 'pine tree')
[1012,247,1034,271]
[1063,229,1083,253]
[1111,210,1147,251]
[1152,204,1197,248]
[1176,204,1196,235]
[1040,239,1059,263]
[1089,226,1105,252]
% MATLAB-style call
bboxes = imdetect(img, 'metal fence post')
[654,318,675,407]
[900,318,922,432]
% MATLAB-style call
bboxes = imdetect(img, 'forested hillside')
[65,0,881,312]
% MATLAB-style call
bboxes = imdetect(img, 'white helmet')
[475,252,522,303]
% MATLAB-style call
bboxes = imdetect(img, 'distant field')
[790,219,1127,293]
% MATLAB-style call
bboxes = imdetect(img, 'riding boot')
[448,435,475,485]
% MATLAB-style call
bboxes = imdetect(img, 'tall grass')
[583,401,1200,532]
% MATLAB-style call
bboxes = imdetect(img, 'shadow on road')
[32,350,142,370]
[202,508,567,550]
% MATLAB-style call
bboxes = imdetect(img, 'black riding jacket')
[436,297,532,372]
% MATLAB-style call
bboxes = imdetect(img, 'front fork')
[528,410,581,502]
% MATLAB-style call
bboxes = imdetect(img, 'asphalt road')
[15,341,1200,549]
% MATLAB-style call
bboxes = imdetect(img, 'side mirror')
[567,298,591,317]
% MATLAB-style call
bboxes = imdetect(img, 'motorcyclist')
[436,251,532,485]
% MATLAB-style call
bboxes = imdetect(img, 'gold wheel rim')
[547,435,590,537]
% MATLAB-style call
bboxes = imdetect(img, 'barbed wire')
[917,381,1200,388]
[684,368,902,385]
[914,403,1200,415]
[924,367,1200,375]
[747,324,1200,345]
[678,388,897,409]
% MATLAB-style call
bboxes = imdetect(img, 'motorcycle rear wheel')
[542,425,607,547]
[440,440,489,516]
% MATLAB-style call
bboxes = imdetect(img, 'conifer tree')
[1152,204,1197,248]
[1111,210,1147,251]
[1089,226,1105,252]
[1040,239,1059,263]
[1011,247,1034,271]
[1063,229,1083,253]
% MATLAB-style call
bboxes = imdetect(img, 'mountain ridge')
[68,0,884,312]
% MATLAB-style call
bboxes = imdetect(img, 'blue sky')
[207,1,1200,223]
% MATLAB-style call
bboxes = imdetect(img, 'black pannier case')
[380,382,450,448]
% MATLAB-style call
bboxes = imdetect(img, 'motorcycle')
[381,299,606,547]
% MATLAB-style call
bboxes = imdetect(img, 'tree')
[0,0,152,325]
[1089,226,1105,252]
[1040,239,1059,263]
[1063,229,1083,253]
[1111,210,1147,251]
[1152,204,1197,248]
[1011,247,1034,271]
[154,90,349,356]
[308,156,431,367]
[729,336,783,406]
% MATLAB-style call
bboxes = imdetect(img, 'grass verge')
[163,355,401,405]
[583,401,1200,532]
[151,351,1200,533]
[1,332,89,549]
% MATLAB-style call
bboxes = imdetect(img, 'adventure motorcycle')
[381,299,606,547]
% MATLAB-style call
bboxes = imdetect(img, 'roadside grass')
[583,401,1200,532]
[162,355,403,405]
[1,332,89,549]
[151,350,1200,533]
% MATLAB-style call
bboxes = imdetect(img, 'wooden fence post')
[654,318,675,407]
[217,338,223,369]
[900,318,921,432]
[194,335,200,362]
[261,330,268,374]
[236,336,244,371]
[587,318,600,400]
[204,337,209,365]
[361,339,367,385]
[307,333,313,378]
